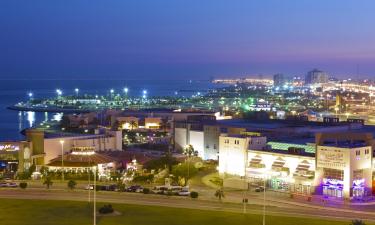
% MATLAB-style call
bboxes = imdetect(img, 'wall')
[174,128,187,150]
[189,130,204,158]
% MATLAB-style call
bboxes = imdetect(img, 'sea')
[0,79,225,141]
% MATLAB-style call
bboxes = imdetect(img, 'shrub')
[99,204,114,214]
[190,191,198,198]
[67,180,77,190]
[19,182,28,189]
[143,188,150,194]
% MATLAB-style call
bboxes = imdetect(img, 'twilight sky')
[1,0,375,80]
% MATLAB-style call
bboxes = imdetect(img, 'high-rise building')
[305,69,328,85]
[273,73,287,87]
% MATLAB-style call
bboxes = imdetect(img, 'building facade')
[218,132,375,200]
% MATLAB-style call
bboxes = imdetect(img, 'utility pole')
[93,166,96,225]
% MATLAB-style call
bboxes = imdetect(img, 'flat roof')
[267,141,316,153]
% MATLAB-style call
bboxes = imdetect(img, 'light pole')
[263,173,266,225]
[56,89,62,98]
[60,140,65,182]
[93,166,97,225]
[28,92,33,100]
[124,87,128,96]
[75,88,79,96]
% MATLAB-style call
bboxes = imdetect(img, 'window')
[234,140,240,145]
[323,168,344,180]
[206,144,209,149]
[356,150,360,156]
[365,149,370,155]
[213,144,217,149]
[224,139,229,144]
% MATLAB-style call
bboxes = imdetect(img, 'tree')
[351,220,366,225]
[171,163,198,186]
[130,120,137,130]
[19,182,28,189]
[60,115,71,128]
[43,176,53,189]
[215,189,225,202]
[183,145,195,158]
[67,180,77,190]
[183,145,197,186]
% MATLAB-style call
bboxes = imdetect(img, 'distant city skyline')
[1,0,375,80]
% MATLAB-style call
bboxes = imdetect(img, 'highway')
[1,188,375,223]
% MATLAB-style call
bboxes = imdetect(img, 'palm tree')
[215,188,225,202]
[130,120,137,130]
[183,145,195,186]
[351,220,366,225]
[43,176,53,189]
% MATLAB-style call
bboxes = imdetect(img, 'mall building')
[218,132,375,200]
[0,129,122,177]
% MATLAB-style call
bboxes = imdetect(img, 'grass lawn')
[0,198,364,225]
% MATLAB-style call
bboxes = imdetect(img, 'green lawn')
[0,198,363,225]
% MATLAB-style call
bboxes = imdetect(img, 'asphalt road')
[1,188,375,223]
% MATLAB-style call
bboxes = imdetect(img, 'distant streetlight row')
[27,87,150,99]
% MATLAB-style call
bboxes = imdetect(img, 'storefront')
[0,142,24,176]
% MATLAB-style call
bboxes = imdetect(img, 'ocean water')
[0,79,223,141]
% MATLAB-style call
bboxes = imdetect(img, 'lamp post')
[263,173,266,225]
[124,87,128,96]
[59,140,65,182]
[75,88,79,96]
[56,89,62,98]
[93,166,97,225]
[28,92,33,100]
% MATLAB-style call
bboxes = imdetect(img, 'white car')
[85,185,94,190]
[178,187,190,196]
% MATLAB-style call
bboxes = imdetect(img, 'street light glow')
[56,89,62,96]
[124,87,128,93]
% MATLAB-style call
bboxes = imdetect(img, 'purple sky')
[1,0,375,80]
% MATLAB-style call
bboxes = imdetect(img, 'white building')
[218,132,374,200]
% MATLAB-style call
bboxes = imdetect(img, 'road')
[1,188,375,223]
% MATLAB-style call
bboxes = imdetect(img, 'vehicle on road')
[255,186,265,192]
[84,185,94,190]
[0,182,17,188]
[126,185,143,193]
[177,187,190,196]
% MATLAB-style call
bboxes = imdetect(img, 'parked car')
[255,186,265,192]
[152,186,169,194]
[126,185,143,192]
[6,182,18,188]
[177,187,190,196]
[84,185,94,190]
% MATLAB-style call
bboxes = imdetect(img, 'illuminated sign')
[353,179,365,190]
[317,148,346,169]
[0,144,20,152]
[323,178,343,190]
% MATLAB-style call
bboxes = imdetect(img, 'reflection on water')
[18,111,63,133]
[27,111,35,127]
[52,113,63,122]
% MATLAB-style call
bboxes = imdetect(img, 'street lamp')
[263,172,266,225]
[124,87,128,95]
[75,88,79,96]
[59,140,65,182]
[56,89,62,98]
[93,165,97,225]
[28,92,33,100]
